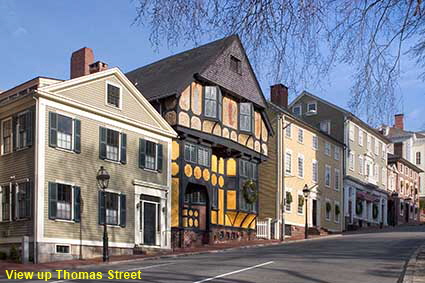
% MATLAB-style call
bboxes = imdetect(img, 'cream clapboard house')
[0,48,176,263]
[259,85,344,239]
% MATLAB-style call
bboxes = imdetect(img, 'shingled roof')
[126,35,267,108]
[126,36,234,101]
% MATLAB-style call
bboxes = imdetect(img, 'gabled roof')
[125,35,268,108]
[388,153,423,173]
[290,90,391,143]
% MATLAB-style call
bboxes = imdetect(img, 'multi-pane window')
[297,155,304,178]
[57,184,72,220]
[349,124,354,141]
[16,112,29,149]
[417,152,421,165]
[297,195,304,214]
[325,142,331,156]
[320,120,331,134]
[374,138,379,155]
[17,182,31,220]
[57,115,73,150]
[240,103,252,132]
[107,84,120,108]
[185,187,207,204]
[230,56,242,74]
[334,203,340,223]
[1,119,12,154]
[184,143,197,163]
[325,165,331,187]
[285,123,292,138]
[292,105,301,116]
[145,140,157,170]
[239,160,257,211]
[298,129,304,143]
[349,151,355,170]
[325,202,331,220]
[334,146,340,160]
[312,161,318,183]
[335,169,340,191]
[358,128,363,146]
[367,135,372,152]
[359,155,364,175]
[106,129,119,161]
[285,151,292,175]
[105,192,119,225]
[2,182,31,221]
[198,147,210,167]
[204,86,220,119]
[1,186,11,221]
[285,192,292,212]
[307,102,317,113]
[312,136,318,150]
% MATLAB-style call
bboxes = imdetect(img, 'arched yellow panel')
[249,219,256,229]
[203,169,210,181]
[171,178,179,227]
[226,190,236,210]
[182,218,188,227]
[194,166,202,179]
[227,158,237,176]
[219,158,225,175]
[184,164,193,177]
[218,176,225,188]
[171,162,179,176]
[242,214,256,228]
[211,174,217,186]
[172,140,180,160]
[212,155,218,172]
[234,212,247,227]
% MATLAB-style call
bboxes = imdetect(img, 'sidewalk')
[403,244,425,283]
[0,234,338,275]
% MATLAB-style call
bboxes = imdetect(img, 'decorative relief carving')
[254,111,261,139]
[230,131,238,142]
[191,116,202,131]
[165,111,177,125]
[222,127,230,139]
[262,143,268,156]
[261,119,268,142]
[254,141,261,152]
[213,124,222,136]
[179,85,190,111]
[223,97,238,129]
[191,82,202,115]
[179,111,190,127]
[203,120,215,133]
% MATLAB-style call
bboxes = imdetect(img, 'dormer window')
[204,86,222,120]
[106,83,121,108]
[307,102,317,114]
[239,102,253,132]
[292,105,301,116]
[230,56,242,74]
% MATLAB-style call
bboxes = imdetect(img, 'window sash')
[204,87,217,118]
[105,192,119,225]
[1,186,11,221]
[285,153,292,174]
[285,124,291,138]
[325,167,331,186]
[2,119,12,154]
[239,103,252,132]
[106,129,119,161]
[312,162,318,183]
[145,141,157,170]
[298,157,304,178]
[298,129,303,143]
[107,84,120,108]
[57,184,72,220]
[16,113,28,149]
[184,143,197,163]
[198,147,210,167]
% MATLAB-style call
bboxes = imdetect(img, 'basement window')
[56,245,70,254]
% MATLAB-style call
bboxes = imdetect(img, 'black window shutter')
[49,112,57,147]
[99,127,107,159]
[157,143,163,172]
[26,110,33,147]
[120,133,127,164]
[12,115,17,151]
[217,87,223,121]
[120,194,126,227]
[139,139,146,168]
[48,182,57,219]
[74,119,81,153]
[11,185,16,220]
[98,191,105,225]
[73,186,81,222]
[25,182,32,218]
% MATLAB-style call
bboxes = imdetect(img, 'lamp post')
[97,166,110,262]
[302,184,310,239]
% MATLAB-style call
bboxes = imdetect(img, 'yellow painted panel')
[234,212,247,227]
[171,162,179,176]
[211,210,217,224]
[182,217,188,227]
[227,158,236,176]
[218,158,225,175]
[226,190,237,210]
[184,164,193,177]
[249,219,256,229]
[172,140,180,160]
[211,174,217,186]
[225,214,232,226]
[171,178,179,227]
[182,209,188,216]
[226,211,238,226]
[203,169,210,181]
[218,176,225,188]
[194,166,202,179]
[242,214,256,228]
[212,155,218,172]
[218,189,224,225]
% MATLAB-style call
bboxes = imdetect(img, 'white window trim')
[312,135,318,151]
[54,244,71,254]
[359,155,364,175]
[358,127,363,146]
[349,150,355,171]
[292,104,302,116]
[297,128,304,144]
[285,123,292,139]
[334,146,340,160]
[297,154,304,179]
[54,183,76,222]
[285,188,292,213]
[312,160,318,183]
[349,123,355,141]
[105,81,123,110]
[325,165,331,188]
[15,110,29,150]
[1,117,12,156]
[103,126,122,163]
[325,142,331,156]
[334,168,340,191]
[285,149,293,176]
[297,192,304,215]
[102,189,124,227]
[325,199,331,221]
[306,101,317,115]
[55,113,75,152]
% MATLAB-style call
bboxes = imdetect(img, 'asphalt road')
[3,225,425,283]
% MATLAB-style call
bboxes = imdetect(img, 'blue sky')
[1,0,424,131]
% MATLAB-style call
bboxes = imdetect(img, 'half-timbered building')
[127,35,272,248]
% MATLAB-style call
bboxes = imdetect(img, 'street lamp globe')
[302,184,310,198]
[97,166,110,190]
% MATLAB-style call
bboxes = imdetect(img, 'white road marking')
[123,262,175,271]
[48,262,175,283]
[192,261,274,283]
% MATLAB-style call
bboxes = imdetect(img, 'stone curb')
[402,243,425,283]
[0,234,342,277]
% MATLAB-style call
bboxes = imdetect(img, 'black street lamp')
[302,184,310,239]
[97,166,110,262]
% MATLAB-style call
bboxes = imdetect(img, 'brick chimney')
[70,47,94,79]
[270,84,288,109]
[394,114,404,130]
[89,61,108,74]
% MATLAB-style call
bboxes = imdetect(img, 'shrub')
[9,245,20,262]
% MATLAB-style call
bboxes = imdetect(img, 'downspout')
[280,114,286,241]
[275,113,283,241]
[343,116,348,231]
[32,95,39,263]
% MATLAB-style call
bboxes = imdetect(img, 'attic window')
[230,56,241,74]
[204,86,222,120]
[106,83,121,108]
